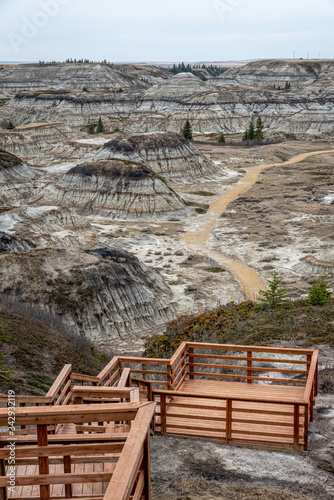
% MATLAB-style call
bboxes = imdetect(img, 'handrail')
[304,350,319,403]
[152,388,305,405]
[45,364,72,401]
[185,342,315,355]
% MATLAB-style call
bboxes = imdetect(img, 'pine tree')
[254,115,264,142]
[218,133,226,143]
[248,121,255,140]
[258,271,290,310]
[7,121,15,130]
[183,120,193,141]
[306,278,331,306]
[96,118,105,134]
[88,124,95,134]
[242,129,249,142]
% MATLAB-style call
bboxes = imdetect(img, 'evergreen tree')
[96,118,105,134]
[248,121,255,140]
[218,133,226,143]
[254,115,264,142]
[242,129,249,142]
[183,120,193,140]
[306,278,331,306]
[88,124,95,134]
[258,271,290,310]
[7,121,15,130]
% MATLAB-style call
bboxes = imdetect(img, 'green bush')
[307,278,331,306]
[258,271,290,310]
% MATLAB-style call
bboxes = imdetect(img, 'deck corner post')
[303,404,309,452]
[189,347,195,380]
[167,365,173,390]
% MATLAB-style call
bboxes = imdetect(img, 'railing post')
[142,432,152,500]
[37,424,50,500]
[247,351,252,384]
[303,404,309,452]
[294,404,300,450]
[189,347,194,380]
[167,365,172,390]
[160,394,167,434]
[142,364,146,381]
[64,456,72,498]
[0,444,7,500]
[310,383,314,422]
[226,399,232,442]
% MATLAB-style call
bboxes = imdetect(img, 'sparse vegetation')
[183,120,193,141]
[171,62,228,81]
[306,277,331,306]
[0,303,109,394]
[7,121,15,130]
[218,133,226,143]
[96,117,105,134]
[144,297,334,358]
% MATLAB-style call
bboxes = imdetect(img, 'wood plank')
[117,368,131,388]
[185,342,315,355]
[0,443,125,460]
[37,425,50,500]
[46,365,72,401]
[0,473,113,488]
[104,403,156,500]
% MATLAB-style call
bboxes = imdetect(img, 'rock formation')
[0,207,93,249]
[0,149,41,205]
[0,247,174,345]
[2,61,334,138]
[0,232,35,253]
[297,250,334,276]
[42,159,186,219]
[0,63,168,96]
[96,132,221,181]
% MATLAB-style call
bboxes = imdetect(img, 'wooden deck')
[153,379,307,449]
[0,342,319,499]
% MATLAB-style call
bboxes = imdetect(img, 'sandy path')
[183,149,334,300]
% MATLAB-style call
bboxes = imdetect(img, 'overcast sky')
[0,0,333,62]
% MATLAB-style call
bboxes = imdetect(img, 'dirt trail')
[183,149,334,299]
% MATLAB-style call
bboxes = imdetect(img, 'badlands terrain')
[0,59,334,499]
[0,59,334,350]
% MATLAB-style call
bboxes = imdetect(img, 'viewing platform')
[0,342,319,499]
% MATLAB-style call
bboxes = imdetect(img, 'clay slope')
[42,159,186,219]
[96,132,221,181]
[0,149,41,205]
[0,247,174,345]
[0,63,168,96]
[0,207,93,249]
[218,59,334,89]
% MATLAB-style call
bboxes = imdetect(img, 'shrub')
[183,120,193,141]
[258,271,290,310]
[88,124,95,134]
[218,133,226,143]
[96,117,105,134]
[306,277,331,306]
[7,122,15,130]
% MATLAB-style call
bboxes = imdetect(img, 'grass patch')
[0,304,109,395]
[275,154,288,162]
[191,191,216,197]
[144,299,334,358]
[203,267,226,273]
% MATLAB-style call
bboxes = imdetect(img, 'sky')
[0,0,333,62]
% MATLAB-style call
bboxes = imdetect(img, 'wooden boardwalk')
[0,342,319,499]
[154,379,307,450]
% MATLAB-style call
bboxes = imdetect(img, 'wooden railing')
[0,402,155,500]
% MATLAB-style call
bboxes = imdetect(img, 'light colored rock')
[96,131,222,182]
[0,247,174,345]
[42,159,187,219]
[0,149,41,205]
